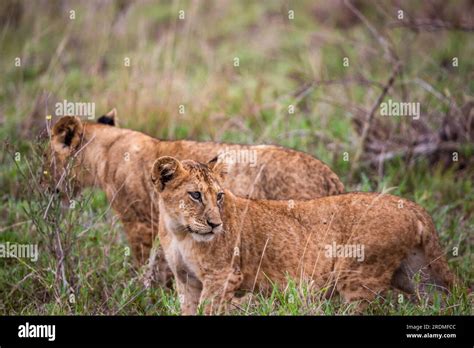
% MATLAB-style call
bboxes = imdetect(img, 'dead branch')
[351,63,401,173]
[388,19,474,32]
[353,100,474,169]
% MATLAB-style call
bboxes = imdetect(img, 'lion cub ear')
[97,108,119,127]
[208,156,229,182]
[51,116,84,155]
[152,156,184,191]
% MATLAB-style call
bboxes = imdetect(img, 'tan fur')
[151,157,457,314]
[47,114,344,286]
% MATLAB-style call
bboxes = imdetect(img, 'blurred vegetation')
[0,0,472,315]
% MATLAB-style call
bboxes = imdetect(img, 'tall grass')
[0,0,472,315]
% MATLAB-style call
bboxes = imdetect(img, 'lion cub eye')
[217,192,224,202]
[188,191,202,202]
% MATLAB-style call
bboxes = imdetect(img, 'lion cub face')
[152,156,227,242]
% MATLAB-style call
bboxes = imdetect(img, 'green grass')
[0,0,472,315]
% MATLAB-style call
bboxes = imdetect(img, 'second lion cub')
[151,156,457,315]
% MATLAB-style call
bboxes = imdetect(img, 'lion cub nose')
[207,220,222,229]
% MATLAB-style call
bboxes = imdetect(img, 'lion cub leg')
[199,267,243,315]
[175,277,202,315]
[125,222,173,288]
[143,244,174,289]
[334,257,399,312]
[123,222,153,265]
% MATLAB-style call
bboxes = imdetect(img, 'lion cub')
[47,112,344,287]
[151,156,457,314]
